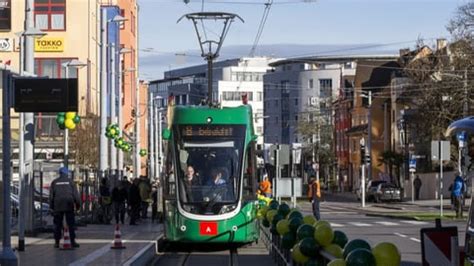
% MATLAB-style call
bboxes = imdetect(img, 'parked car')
[372,183,401,202]
[366,180,387,202]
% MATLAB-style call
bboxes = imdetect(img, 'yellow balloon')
[65,119,76,130]
[65,112,76,120]
[327,258,346,266]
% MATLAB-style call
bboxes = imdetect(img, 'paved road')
[309,201,467,265]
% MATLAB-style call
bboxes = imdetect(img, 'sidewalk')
[320,191,470,220]
[14,219,162,266]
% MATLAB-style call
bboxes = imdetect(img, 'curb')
[123,240,157,266]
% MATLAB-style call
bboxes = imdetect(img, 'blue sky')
[137,0,467,79]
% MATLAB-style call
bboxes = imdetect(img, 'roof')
[269,54,399,67]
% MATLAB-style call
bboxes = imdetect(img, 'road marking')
[410,237,421,243]
[330,223,344,228]
[401,220,428,225]
[69,233,137,266]
[348,222,371,227]
[394,232,407,238]
[375,221,400,226]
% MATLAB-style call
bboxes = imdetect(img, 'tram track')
[152,248,240,266]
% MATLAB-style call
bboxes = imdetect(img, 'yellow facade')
[0,0,101,116]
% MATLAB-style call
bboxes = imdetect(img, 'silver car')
[373,183,401,202]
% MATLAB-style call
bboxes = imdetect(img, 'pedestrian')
[49,167,81,248]
[414,175,422,200]
[99,178,112,224]
[128,178,141,225]
[138,175,152,218]
[258,173,272,198]
[307,176,321,221]
[111,182,128,224]
[151,186,158,223]
[451,175,466,218]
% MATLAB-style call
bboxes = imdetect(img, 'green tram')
[159,104,260,250]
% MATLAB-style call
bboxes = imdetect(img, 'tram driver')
[183,165,202,201]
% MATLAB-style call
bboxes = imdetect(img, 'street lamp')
[15,27,46,254]
[99,10,127,179]
[117,66,135,177]
[61,60,87,168]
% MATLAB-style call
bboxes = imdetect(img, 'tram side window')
[164,148,176,197]
[243,142,257,199]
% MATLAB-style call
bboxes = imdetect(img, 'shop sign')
[35,37,64,52]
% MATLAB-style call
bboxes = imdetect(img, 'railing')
[259,223,336,266]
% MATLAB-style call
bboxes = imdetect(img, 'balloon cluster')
[105,124,132,152]
[258,200,401,266]
[56,112,80,130]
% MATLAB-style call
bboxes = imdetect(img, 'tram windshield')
[173,124,246,215]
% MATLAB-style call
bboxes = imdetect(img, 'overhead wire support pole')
[178,12,244,105]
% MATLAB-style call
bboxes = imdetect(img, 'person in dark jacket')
[452,175,466,218]
[49,167,81,248]
[128,178,141,225]
[112,182,128,224]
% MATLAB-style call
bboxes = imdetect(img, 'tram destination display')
[180,125,245,137]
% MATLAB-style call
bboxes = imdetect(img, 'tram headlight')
[220,204,237,214]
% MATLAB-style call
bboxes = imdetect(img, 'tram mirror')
[162,128,171,140]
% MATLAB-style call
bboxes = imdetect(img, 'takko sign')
[35,37,64,52]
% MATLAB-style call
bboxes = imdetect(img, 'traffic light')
[360,145,366,164]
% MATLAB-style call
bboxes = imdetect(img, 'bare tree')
[70,116,100,168]
[447,2,474,41]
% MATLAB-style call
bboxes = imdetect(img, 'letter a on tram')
[199,222,218,236]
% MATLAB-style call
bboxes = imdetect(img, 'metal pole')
[157,110,162,179]
[134,78,140,178]
[110,44,117,176]
[207,57,213,105]
[275,145,280,202]
[440,140,444,217]
[24,0,35,233]
[361,162,366,208]
[411,171,415,203]
[18,34,26,252]
[149,94,155,180]
[383,102,388,173]
[64,66,69,168]
[1,70,18,265]
[117,58,123,177]
[367,91,372,181]
[99,9,108,178]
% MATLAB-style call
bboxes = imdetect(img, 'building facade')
[148,57,274,145]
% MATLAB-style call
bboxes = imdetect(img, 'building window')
[294,98,298,106]
[319,79,332,98]
[257,92,263,101]
[131,11,135,35]
[309,79,313,89]
[35,58,77,78]
[34,0,66,31]
[119,9,125,29]
[295,115,298,122]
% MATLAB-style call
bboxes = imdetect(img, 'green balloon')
[73,115,81,124]
[277,203,291,217]
[288,210,304,220]
[299,237,319,258]
[288,217,303,234]
[343,239,371,259]
[139,149,147,156]
[58,123,65,130]
[333,230,349,249]
[58,112,66,117]
[281,232,296,249]
[56,115,65,125]
[296,224,315,241]
[346,248,375,266]
[268,200,279,210]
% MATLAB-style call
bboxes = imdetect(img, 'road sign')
[409,159,416,172]
[13,78,78,112]
[431,141,450,161]
[420,223,459,266]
